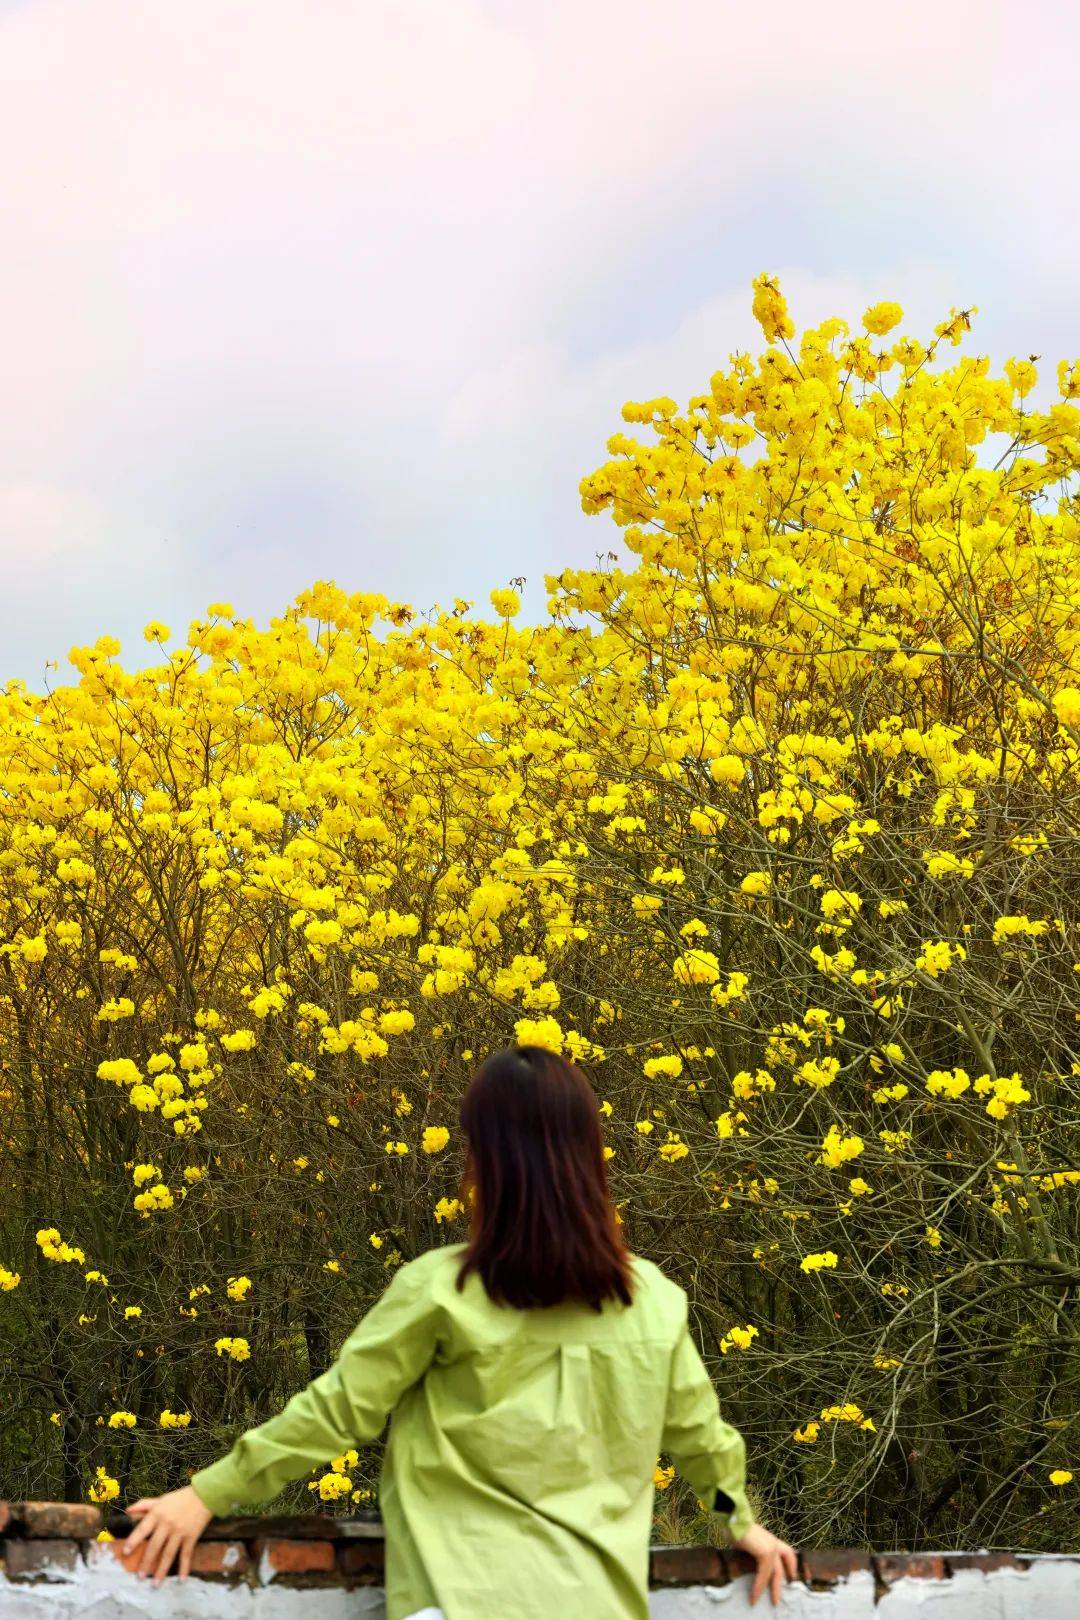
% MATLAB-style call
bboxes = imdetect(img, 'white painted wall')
[2,1543,1079,1618]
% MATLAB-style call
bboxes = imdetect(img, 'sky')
[2,0,1078,685]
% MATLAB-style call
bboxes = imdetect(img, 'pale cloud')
[0,482,181,681]
[0,0,1076,679]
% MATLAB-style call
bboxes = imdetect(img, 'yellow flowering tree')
[1,278,1078,1549]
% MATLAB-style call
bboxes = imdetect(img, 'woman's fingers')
[750,1547,786,1608]
[151,1531,182,1587]
[126,1514,155,1546]
[743,1539,799,1607]
[769,1542,798,1605]
[134,1518,172,1579]
[116,1490,207,1583]
[119,1509,158,1559]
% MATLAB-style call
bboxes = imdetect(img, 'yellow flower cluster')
[821,1403,876,1432]
[795,1058,840,1091]
[992,916,1050,947]
[818,1126,865,1169]
[914,940,966,978]
[801,1251,839,1273]
[672,949,720,985]
[214,1336,251,1362]
[36,1228,85,1264]
[88,1466,120,1503]
[643,1054,683,1080]
[314,1470,353,1501]
[926,1068,972,1100]
[658,1133,689,1163]
[719,1323,759,1354]
[974,1071,1032,1121]
[133,1179,175,1216]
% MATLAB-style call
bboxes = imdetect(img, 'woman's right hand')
[731,1522,799,1606]
[112,1486,214,1585]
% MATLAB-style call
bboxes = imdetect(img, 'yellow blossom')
[214,1336,251,1362]
[863,301,903,335]
[801,1251,839,1273]
[88,1466,120,1503]
[672,949,720,985]
[643,1054,683,1080]
[818,1125,865,1169]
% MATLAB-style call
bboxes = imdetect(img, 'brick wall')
[1,1502,1078,1617]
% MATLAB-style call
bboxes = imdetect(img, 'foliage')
[2,278,1080,1548]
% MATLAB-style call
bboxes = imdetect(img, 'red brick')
[338,1541,384,1579]
[727,1547,762,1581]
[6,1538,81,1579]
[876,1554,946,1583]
[23,1502,103,1538]
[189,1540,250,1578]
[254,1538,337,1580]
[649,1545,725,1584]
[947,1553,1026,1574]
[802,1549,872,1584]
[209,1514,342,1540]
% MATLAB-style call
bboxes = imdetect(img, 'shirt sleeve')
[660,1302,756,1541]
[189,1257,441,1516]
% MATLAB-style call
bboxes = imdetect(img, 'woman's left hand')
[112,1485,214,1586]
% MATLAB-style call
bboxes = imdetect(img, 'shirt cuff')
[702,1484,756,1541]
[189,1455,248,1517]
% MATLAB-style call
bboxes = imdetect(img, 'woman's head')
[455,1044,633,1311]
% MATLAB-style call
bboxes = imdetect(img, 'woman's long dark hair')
[455,1044,634,1311]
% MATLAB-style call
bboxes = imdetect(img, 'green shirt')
[190,1243,755,1620]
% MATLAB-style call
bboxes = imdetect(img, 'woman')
[116,1045,796,1614]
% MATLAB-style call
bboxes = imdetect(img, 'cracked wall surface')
[2,1503,1078,1618]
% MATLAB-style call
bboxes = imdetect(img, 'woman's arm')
[659,1308,756,1539]
[660,1306,797,1608]
[114,1255,440,1586]
[190,1255,441,1514]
